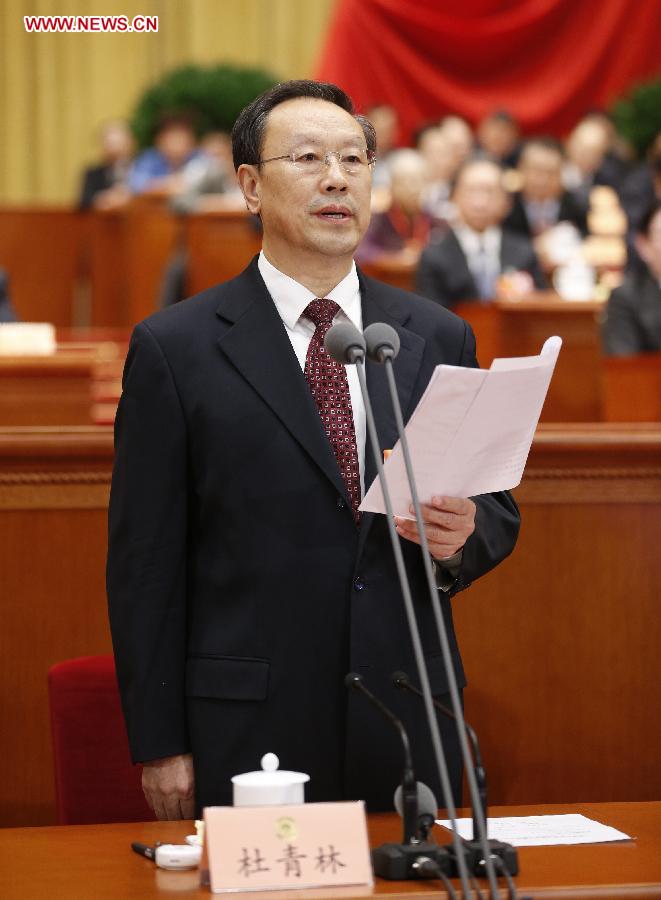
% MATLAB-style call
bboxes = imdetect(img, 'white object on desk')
[0,322,56,355]
[436,813,632,847]
[231,752,310,807]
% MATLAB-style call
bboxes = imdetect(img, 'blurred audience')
[416,157,546,308]
[364,103,399,189]
[602,200,661,355]
[415,125,456,219]
[79,120,134,210]
[438,115,474,172]
[477,110,521,168]
[128,113,201,196]
[357,150,439,263]
[504,138,587,238]
[564,119,612,212]
[619,131,661,265]
[170,131,243,213]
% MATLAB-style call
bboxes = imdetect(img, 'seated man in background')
[416,157,546,308]
[79,119,134,210]
[602,201,661,355]
[357,149,440,263]
[128,114,201,196]
[504,138,587,238]
[363,102,399,189]
[438,115,474,173]
[476,109,521,169]
[416,124,456,220]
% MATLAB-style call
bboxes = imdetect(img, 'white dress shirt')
[257,251,366,495]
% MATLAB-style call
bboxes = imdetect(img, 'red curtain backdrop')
[316,0,661,141]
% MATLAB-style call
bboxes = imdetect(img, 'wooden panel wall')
[455,424,661,805]
[1,425,659,826]
[0,428,113,826]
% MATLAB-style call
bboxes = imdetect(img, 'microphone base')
[447,839,519,877]
[371,841,452,880]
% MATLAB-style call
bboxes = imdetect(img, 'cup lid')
[231,753,310,787]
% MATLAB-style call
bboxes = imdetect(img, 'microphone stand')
[394,672,488,843]
[366,325,510,895]
[340,336,475,898]
[345,673,452,881]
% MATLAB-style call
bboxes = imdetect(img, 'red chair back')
[48,655,153,824]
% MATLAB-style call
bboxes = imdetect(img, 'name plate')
[203,801,373,893]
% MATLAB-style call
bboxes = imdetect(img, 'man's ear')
[237,164,261,215]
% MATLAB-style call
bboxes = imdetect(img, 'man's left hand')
[395,496,476,560]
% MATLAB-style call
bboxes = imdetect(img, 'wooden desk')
[0,344,125,427]
[1,425,659,827]
[1,803,660,898]
[601,354,661,422]
[185,210,262,296]
[0,207,86,326]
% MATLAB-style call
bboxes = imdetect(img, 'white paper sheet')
[360,336,562,517]
[435,813,632,847]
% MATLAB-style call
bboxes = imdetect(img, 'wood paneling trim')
[516,468,661,503]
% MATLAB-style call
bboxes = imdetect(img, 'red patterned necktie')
[303,298,361,525]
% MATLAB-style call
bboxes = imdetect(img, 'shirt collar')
[453,223,501,256]
[257,251,362,330]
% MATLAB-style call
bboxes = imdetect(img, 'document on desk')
[435,814,632,846]
[360,336,562,517]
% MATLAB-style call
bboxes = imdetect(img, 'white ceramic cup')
[231,753,310,807]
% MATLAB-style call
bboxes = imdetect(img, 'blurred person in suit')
[356,149,441,263]
[416,124,456,220]
[438,115,474,173]
[619,132,661,267]
[107,80,520,820]
[364,102,399,189]
[79,120,134,210]
[504,138,587,238]
[416,157,546,308]
[602,200,661,355]
[476,110,521,169]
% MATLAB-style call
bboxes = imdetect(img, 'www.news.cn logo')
[24,15,159,33]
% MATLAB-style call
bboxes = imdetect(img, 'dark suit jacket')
[602,269,661,355]
[415,228,546,308]
[107,258,520,812]
[503,191,587,238]
[79,164,115,210]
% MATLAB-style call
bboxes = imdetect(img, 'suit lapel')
[215,260,349,503]
[358,271,426,547]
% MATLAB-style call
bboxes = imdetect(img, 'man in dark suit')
[107,81,520,821]
[79,120,134,210]
[603,201,661,355]
[504,138,587,238]
[416,157,546,308]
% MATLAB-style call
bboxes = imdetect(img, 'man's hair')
[450,154,505,195]
[638,199,661,236]
[519,137,565,163]
[231,79,376,171]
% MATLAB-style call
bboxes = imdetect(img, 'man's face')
[453,162,508,232]
[240,98,372,265]
[519,146,563,202]
[156,125,196,169]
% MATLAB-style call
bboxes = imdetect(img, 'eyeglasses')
[259,147,376,176]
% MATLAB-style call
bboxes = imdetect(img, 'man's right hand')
[142,753,195,820]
